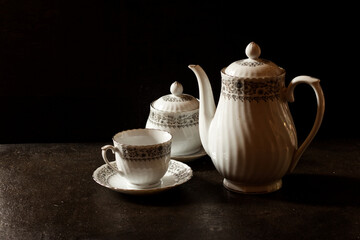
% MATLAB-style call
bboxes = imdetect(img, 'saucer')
[93,160,193,195]
[171,147,207,162]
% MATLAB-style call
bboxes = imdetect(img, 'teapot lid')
[152,81,199,112]
[224,42,285,78]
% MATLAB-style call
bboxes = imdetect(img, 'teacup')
[101,128,172,189]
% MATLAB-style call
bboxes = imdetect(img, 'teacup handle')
[101,145,124,176]
[284,76,325,173]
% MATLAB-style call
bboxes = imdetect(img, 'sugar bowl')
[145,81,201,157]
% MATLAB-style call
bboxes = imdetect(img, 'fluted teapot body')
[189,42,325,193]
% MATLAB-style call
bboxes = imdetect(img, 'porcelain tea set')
[93,42,325,195]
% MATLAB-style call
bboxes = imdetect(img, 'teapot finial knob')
[170,81,183,96]
[245,42,261,60]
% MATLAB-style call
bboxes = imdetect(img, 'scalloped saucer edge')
[93,160,193,195]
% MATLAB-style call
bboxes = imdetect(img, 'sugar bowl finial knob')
[245,42,261,60]
[170,81,183,96]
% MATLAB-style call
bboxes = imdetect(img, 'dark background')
[0,0,358,143]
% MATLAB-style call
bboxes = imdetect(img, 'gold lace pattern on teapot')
[221,75,285,102]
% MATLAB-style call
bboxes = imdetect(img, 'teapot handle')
[284,76,325,173]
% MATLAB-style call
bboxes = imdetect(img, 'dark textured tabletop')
[0,139,359,240]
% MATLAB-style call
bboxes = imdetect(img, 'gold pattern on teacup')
[120,142,171,161]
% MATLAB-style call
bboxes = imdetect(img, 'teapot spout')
[188,65,216,154]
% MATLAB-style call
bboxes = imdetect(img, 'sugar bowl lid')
[224,42,285,78]
[151,81,199,112]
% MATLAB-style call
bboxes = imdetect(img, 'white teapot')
[189,42,325,193]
